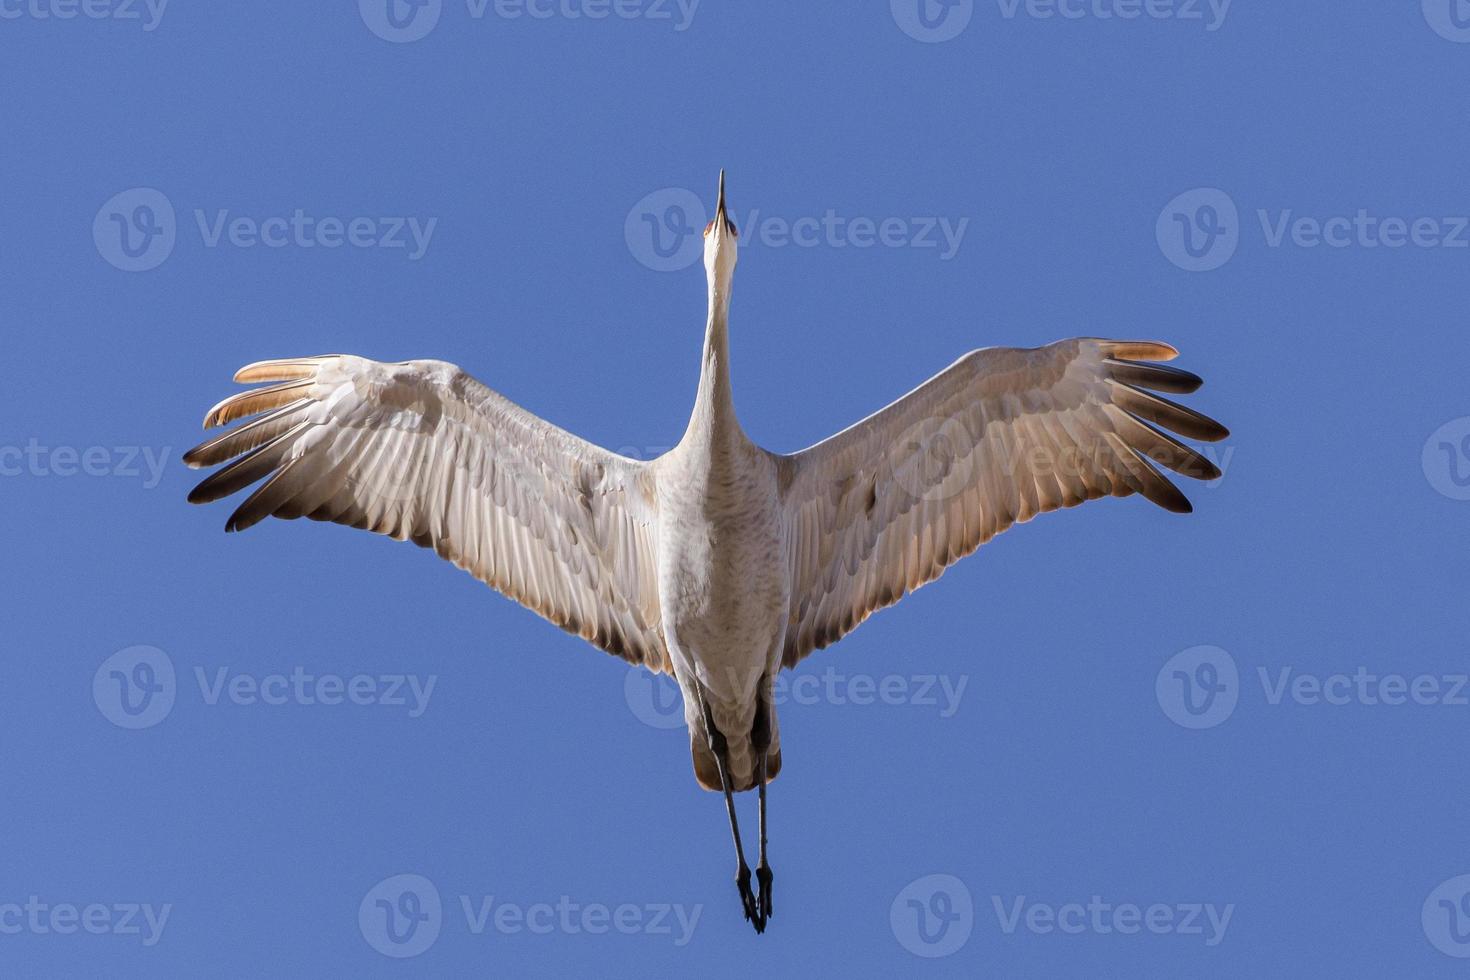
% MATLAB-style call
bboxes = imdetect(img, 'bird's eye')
[703,220,715,238]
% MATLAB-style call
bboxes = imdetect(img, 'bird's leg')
[695,686,760,930]
[752,696,773,926]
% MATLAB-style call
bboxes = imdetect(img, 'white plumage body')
[657,419,787,790]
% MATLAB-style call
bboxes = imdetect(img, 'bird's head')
[703,170,739,292]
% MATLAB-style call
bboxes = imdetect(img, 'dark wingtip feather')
[1105,358,1204,395]
[1111,382,1230,444]
[1146,476,1194,514]
[1104,432,1195,513]
[185,421,309,505]
[1143,476,1194,514]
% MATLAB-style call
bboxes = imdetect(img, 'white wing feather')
[185,355,667,671]
[776,338,1227,667]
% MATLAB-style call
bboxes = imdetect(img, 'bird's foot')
[756,861,773,925]
[736,863,762,931]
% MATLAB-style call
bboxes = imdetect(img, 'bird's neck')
[683,279,745,454]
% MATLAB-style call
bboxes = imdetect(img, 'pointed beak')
[714,169,735,237]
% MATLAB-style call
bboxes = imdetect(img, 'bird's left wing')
[777,338,1227,668]
[185,355,668,671]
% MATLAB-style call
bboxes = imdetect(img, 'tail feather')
[690,732,782,792]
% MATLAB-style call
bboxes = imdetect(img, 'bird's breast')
[655,448,788,699]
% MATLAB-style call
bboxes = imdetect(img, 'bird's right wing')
[777,338,1227,667]
[184,355,669,672]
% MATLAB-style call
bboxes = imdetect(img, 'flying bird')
[184,172,1228,934]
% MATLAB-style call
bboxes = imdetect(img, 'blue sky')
[4,1,1470,975]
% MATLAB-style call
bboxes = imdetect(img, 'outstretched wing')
[185,355,668,671]
[778,338,1227,667]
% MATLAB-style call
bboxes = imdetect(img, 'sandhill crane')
[184,172,1228,934]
